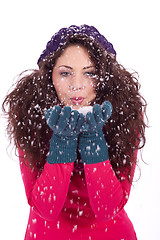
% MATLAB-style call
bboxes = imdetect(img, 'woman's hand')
[79,101,112,164]
[45,106,84,137]
[45,106,85,164]
[81,101,112,134]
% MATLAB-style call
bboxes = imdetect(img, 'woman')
[3,25,147,239]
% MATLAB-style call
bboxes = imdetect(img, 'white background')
[0,0,159,239]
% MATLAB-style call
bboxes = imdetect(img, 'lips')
[70,97,85,105]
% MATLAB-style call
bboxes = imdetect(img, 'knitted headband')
[37,24,116,64]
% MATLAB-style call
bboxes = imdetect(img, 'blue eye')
[60,72,71,77]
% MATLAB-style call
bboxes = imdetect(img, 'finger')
[93,104,103,124]
[102,101,113,121]
[44,108,53,121]
[76,113,85,130]
[57,106,72,130]
[86,112,97,130]
[68,110,79,131]
[45,106,61,129]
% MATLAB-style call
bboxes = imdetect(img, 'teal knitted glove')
[79,101,112,164]
[45,106,85,164]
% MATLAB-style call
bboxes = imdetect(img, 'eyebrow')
[58,65,72,69]
[58,65,95,70]
[83,66,95,70]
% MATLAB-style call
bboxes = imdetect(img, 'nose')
[69,74,86,91]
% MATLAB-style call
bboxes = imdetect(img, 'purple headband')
[37,24,116,64]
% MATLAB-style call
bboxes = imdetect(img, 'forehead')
[55,45,94,67]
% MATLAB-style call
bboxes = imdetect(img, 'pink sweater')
[19,149,137,240]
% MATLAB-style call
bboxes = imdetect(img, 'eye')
[85,71,97,78]
[60,71,71,77]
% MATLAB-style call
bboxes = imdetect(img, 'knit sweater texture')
[19,149,137,240]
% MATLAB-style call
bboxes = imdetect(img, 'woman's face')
[52,45,97,109]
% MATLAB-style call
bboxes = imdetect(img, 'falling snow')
[2,24,145,240]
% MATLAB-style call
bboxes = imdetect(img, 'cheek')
[53,79,69,99]
[87,80,97,93]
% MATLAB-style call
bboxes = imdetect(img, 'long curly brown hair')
[2,34,147,180]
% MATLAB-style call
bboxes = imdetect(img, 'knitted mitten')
[45,106,84,164]
[79,101,112,164]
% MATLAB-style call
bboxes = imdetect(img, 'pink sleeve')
[18,149,74,221]
[84,150,138,221]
